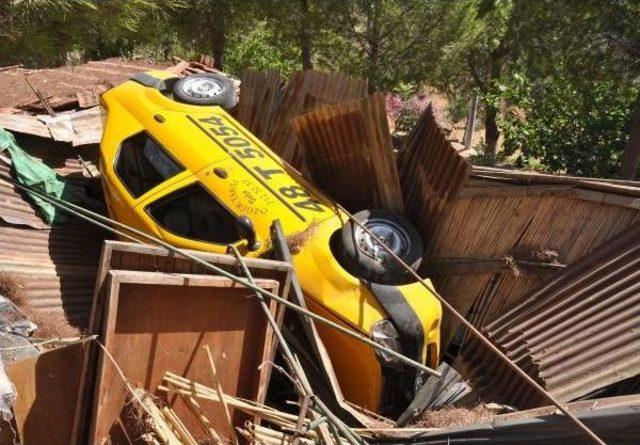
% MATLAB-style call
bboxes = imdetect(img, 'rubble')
[0,57,638,445]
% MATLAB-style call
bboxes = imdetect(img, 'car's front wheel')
[338,209,423,284]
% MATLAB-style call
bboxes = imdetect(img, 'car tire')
[173,73,236,108]
[338,209,423,284]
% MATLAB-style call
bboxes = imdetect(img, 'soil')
[0,57,166,109]
[0,271,81,339]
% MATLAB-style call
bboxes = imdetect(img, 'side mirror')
[236,215,260,251]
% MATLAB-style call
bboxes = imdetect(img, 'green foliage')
[2,0,640,178]
[500,73,638,177]
[0,0,185,66]
[223,20,299,76]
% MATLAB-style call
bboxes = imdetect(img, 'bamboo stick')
[180,393,221,443]
[162,406,198,445]
[203,345,239,445]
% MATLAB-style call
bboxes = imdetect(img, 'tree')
[329,0,441,93]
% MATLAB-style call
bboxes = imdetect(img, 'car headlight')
[371,319,404,371]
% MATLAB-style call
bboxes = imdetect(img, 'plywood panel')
[73,241,292,443]
[5,343,84,445]
[89,271,281,444]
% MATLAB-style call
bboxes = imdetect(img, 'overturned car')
[98,70,441,415]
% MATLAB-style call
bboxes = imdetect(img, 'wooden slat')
[73,240,292,444]
[235,70,283,142]
[6,343,85,445]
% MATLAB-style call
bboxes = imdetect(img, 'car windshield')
[147,183,241,245]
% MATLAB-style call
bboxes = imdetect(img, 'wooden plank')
[293,94,404,214]
[72,240,292,444]
[88,271,281,444]
[427,256,566,276]
[5,342,85,445]
[0,113,50,138]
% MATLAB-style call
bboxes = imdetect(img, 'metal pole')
[227,245,366,445]
[0,174,440,378]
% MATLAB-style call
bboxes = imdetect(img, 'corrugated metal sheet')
[397,394,640,445]
[235,70,284,142]
[293,94,404,214]
[267,70,368,170]
[461,224,640,408]
[0,153,104,328]
[397,105,471,248]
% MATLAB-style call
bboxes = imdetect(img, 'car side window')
[115,132,184,198]
[147,183,241,244]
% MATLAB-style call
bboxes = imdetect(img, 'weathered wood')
[88,271,282,444]
[5,342,85,445]
[0,113,51,138]
[73,240,292,445]
[426,256,566,276]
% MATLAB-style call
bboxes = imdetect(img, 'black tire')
[338,209,423,284]
[173,73,236,108]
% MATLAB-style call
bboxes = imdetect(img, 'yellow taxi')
[99,70,441,415]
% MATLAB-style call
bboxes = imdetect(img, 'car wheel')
[339,209,423,284]
[173,73,235,108]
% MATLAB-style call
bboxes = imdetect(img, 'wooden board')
[5,342,85,445]
[73,240,292,444]
[89,271,281,444]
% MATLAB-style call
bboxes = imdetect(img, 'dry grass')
[412,405,494,429]
[0,271,25,306]
[0,271,81,339]
[285,221,320,254]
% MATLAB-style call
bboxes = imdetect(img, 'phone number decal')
[189,114,326,222]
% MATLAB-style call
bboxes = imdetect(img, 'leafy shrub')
[500,73,637,177]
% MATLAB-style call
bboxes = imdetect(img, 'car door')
[133,173,245,254]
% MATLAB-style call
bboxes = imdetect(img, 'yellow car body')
[99,70,441,413]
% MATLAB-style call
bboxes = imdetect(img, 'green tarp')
[0,127,88,226]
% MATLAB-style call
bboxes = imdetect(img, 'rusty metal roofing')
[293,93,404,214]
[461,224,640,408]
[267,70,368,170]
[0,149,104,328]
[235,70,284,143]
[397,105,471,248]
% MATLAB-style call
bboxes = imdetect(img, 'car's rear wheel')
[173,73,235,108]
[338,209,423,284]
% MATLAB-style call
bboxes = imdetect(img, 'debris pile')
[0,56,638,445]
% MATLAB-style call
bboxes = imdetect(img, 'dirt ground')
[0,57,165,109]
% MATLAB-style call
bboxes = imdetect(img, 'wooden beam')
[426,256,566,276]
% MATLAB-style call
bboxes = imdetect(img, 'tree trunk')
[620,90,640,179]
[366,2,380,93]
[484,103,499,164]
[299,0,313,70]
[210,2,227,70]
